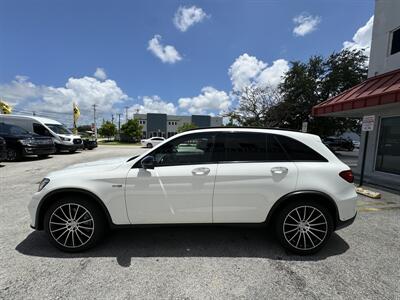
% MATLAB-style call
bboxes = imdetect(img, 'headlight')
[38,178,50,192]
[60,136,71,142]
[18,138,35,145]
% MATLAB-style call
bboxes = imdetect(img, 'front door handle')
[271,167,288,175]
[192,167,210,176]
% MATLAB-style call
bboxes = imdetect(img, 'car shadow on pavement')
[16,226,349,267]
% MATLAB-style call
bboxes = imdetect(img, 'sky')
[0,0,374,126]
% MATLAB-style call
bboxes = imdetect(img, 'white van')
[0,115,83,153]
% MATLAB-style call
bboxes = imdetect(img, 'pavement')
[0,146,399,299]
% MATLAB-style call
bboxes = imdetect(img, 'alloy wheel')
[283,205,328,251]
[49,203,95,249]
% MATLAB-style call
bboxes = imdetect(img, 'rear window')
[274,135,327,162]
[215,132,289,162]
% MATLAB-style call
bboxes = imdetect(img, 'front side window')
[376,116,400,175]
[45,124,71,134]
[33,123,51,136]
[152,133,215,166]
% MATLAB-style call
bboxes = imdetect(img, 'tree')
[227,86,282,127]
[177,123,197,133]
[76,125,92,132]
[98,121,116,140]
[274,48,367,136]
[120,118,143,142]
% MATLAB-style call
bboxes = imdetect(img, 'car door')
[126,132,217,224]
[212,132,298,223]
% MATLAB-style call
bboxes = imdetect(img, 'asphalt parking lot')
[0,146,399,299]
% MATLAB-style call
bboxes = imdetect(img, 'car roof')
[177,127,322,142]
[0,114,62,125]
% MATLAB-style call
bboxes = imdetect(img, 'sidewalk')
[356,185,400,212]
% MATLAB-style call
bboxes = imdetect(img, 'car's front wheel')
[147,143,153,148]
[275,200,334,255]
[44,197,106,252]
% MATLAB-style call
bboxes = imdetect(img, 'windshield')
[45,124,72,134]
[0,123,30,135]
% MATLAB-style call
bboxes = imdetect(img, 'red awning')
[312,68,400,116]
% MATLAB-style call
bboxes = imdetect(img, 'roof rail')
[183,126,302,133]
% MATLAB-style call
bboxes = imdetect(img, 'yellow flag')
[0,100,12,114]
[73,102,80,121]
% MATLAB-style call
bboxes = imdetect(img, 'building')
[133,113,223,138]
[312,0,400,191]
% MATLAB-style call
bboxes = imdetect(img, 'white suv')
[29,128,357,254]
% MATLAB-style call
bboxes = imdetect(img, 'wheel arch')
[35,188,114,230]
[265,190,340,229]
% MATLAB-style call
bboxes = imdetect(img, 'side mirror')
[141,156,155,169]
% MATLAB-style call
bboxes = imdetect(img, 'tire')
[6,148,22,161]
[38,154,49,159]
[147,143,153,148]
[44,197,106,252]
[275,200,334,255]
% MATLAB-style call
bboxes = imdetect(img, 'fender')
[265,190,340,228]
[35,188,114,230]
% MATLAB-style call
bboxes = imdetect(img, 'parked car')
[0,137,6,162]
[0,114,83,153]
[141,136,165,148]
[0,122,55,161]
[79,131,97,150]
[322,136,354,152]
[29,128,357,254]
[352,140,360,149]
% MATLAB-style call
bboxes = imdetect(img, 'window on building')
[390,28,400,55]
[376,116,400,175]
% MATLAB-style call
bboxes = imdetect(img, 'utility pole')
[125,106,129,122]
[117,113,122,141]
[92,104,97,139]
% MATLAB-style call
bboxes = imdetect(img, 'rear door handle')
[192,167,210,176]
[271,167,288,175]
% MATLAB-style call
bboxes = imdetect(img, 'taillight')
[339,170,354,183]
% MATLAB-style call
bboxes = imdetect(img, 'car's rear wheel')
[275,200,333,255]
[147,143,152,148]
[44,197,106,252]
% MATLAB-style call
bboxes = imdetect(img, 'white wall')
[368,0,400,77]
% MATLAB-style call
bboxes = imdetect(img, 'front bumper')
[22,146,56,156]
[28,192,42,229]
[56,143,84,151]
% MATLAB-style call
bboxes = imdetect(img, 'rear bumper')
[336,212,357,230]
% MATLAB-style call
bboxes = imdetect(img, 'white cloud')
[131,96,177,115]
[228,53,289,91]
[147,35,182,64]
[178,87,231,115]
[94,67,107,80]
[343,15,374,58]
[0,73,129,124]
[173,5,208,32]
[293,13,321,37]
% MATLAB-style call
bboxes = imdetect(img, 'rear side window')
[215,132,289,162]
[275,135,327,162]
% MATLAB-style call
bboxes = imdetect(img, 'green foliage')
[227,48,367,136]
[177,123,197,133]
[120,118,143,141]
[98,121,116,139]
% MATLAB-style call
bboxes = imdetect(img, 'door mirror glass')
[141,156,155,169]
